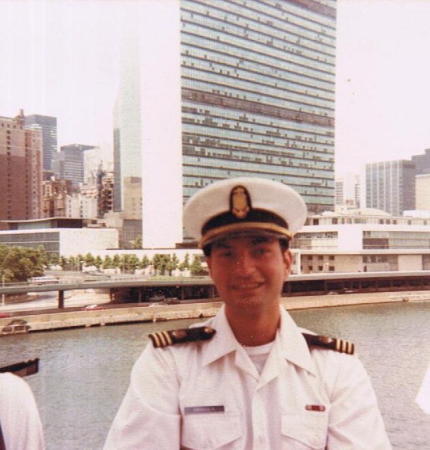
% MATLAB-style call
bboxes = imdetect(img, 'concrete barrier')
[0,291,429,336]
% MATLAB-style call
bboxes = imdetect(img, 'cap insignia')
[230,186,251,219]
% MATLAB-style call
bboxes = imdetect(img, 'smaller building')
[291,209,430,273]
[42,178,73,218]
[0,218,118,257]
[0,111,42,220]
[416,173,430,211]
[366,160,415,216]
[53,144,95,188]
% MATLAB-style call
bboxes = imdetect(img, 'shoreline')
[1,290,429,336]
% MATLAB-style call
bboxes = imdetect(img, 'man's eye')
[254,247,269,256]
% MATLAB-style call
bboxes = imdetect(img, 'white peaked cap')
[183,177,307,247]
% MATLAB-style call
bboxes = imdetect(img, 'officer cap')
[183,177,307,248]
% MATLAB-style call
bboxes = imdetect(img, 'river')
[1,302,429,449]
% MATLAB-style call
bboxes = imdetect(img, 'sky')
[1,0,430,176]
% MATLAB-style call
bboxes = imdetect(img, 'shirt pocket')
[181,413,242,450]
[281,411,328,449]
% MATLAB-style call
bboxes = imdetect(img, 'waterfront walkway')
[1,289,429,335]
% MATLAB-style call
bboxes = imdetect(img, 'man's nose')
[233,252,256,274]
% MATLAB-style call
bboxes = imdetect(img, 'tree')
[167,254,179,275]
[140,255,150,269]
[112,255,121,271]
[94,256,103,269]
[0,245,46,282]
[179,253,190,272]
[153,254,170,275]
[59,256,68,270]
[48,252,60,267]
[131,235,142,249]
[102,255,113,269]
[190,255,205,276]
[84,252,95,268]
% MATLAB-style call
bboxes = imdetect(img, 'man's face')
[206,234,291,316]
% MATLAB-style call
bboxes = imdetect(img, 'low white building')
[291,209,430,273]
[0,218,118,257]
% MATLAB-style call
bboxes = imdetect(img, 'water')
[1,302,429,449]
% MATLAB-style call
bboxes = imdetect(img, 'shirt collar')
[202,305,239,367]
[202,305,316,376]
[277,307,316,375]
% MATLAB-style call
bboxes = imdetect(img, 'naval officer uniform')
[104,177,391,449]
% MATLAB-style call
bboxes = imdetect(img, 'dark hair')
[203,236,289,257]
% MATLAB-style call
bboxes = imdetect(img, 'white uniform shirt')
[105,306,391,450]
[0,373,45,450]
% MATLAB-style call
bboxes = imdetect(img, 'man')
[0,361,45,450]
[105,177,391,449]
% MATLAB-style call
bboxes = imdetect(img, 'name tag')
[305,404,326,412]
[184,405,225,415]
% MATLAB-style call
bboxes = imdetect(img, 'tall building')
[53,144,95,188]
[24,114,57,174]
[335,173,360,209]
[412,148,430,175]
[416,173,430,211]
[0,111,42,220]
[365,160,416,216]
[113,17,142,214]
[115,0,336,247]
[180,0,336,214]
[98,171,114,218]
[41,178,73,218]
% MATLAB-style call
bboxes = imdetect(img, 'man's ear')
[205,256,212,276]
[283,250,292,278]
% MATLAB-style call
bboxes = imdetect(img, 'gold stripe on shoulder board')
[150,332,161,348]
[162,331,172,346]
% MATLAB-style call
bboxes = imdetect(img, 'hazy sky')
[1,0,430,176]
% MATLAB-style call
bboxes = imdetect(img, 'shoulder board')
[302,333,355,355]
[149,326,216,348]
[0,358,39,377]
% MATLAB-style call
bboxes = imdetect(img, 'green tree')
[84,252,96,267]
[140,255,150,269]
[179,253,191,272]
[167,254,179,275]
[76,254,84,271]
[0,245,46,282]
[94,256,103,269]
[190,255,205,276]
[131,235,142,249]
[102,255,113,269]
[48,252,60,267]
[153,254,170,275]
[59,256,68,270]
[112,255,121,271]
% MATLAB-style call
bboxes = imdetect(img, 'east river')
[1,302,430,449]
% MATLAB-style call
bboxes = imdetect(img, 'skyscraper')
[412,148,430,175]
[53,144,95,188]
[180,0,336,213]
[24,114,57,173]
[366,160,416,216]
[113,13,142,215]
[116,0,337,247]
[0,111,42,220]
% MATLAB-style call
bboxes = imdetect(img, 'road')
[0,289,110,313]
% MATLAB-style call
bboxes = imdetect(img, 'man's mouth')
[234,282,263,290]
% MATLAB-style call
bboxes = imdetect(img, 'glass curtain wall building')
[180,0,336,214]
[24,114,57,173]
